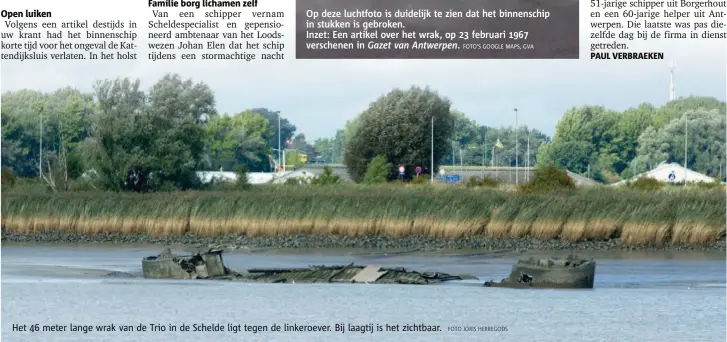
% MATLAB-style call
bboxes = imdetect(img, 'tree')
[344,86,455,182]
[537,96,726,182]
[1,89,47,178]
[652,96,726,128]
[331,129,346,163]
[1,88,94,179]
[311,165,340,185]
[313,137,334,164]
[234,164,251,190]
[205,111,271,171]
[612,103,655,177]
[249,108,296,148]
[290,133,315,157]
[363,155,390,184]
[440,110,480,166]
[246,108,297,171]
[86,74,213,191]
[284,149,305,169]
[536,105,621,182]
[630,108,725,178]
[87,77,147,191]
[473,125,549,168]
[143,73,213,189]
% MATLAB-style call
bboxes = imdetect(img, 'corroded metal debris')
[141,248,596,288]
[483,255,596,289]
[141,248,473,284]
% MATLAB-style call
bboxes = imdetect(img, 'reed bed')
[2,185,725,246]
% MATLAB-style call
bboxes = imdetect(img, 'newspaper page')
[1,0,726,341]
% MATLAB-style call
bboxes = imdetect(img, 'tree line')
[2,73,725,191]
[328,87,725,183]
[2,74,303,191]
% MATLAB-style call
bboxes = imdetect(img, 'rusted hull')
[141,249,474,285]
[142,248,227,280]
[483,257,596,289]
[483,276,594,289]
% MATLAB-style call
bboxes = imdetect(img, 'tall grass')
[2,184,725,246]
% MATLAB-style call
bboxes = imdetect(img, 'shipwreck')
[483,255,596,289]
[141,248,475,284]
[141,248,596,289]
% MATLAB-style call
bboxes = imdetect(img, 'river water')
[1,244,725,342]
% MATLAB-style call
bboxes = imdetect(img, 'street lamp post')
[526,129,530,182]
[459,145,464,179]
[277,112,281,173]
[684,113,688,186]
[514,108,518,185]
[450,143,456,181]
[481,147,485,179]
[482,131,487,179]
[430,116,434,184]
[508,157,512,183]
[491,144,497,179]
[38,112,43,178]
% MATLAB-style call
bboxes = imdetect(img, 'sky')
[1,0,725,141]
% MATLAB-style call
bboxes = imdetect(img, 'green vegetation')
[1,76,303,192]
[2,185,724,246]
[234,165,252,191]
[519,165,575,194]
[628,177,665,192]
[466,176,499,188]
[344,86,455,182]
[1,167,16,187]
[411,175,430,185]
[2,75,725,249]
[538,101,725,183]
[363,155,390,185]
[310,166,340,185]
[2,74,724,193]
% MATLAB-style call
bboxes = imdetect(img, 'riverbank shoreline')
[3,231,725,253]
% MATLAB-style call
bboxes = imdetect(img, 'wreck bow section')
[484,255,596,289]
[141,249,470,284]
[142,248,228,279]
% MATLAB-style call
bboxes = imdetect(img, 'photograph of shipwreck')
[141,248,596,289]
[2,70,726,341]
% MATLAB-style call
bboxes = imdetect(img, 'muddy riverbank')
[3,231,725,252]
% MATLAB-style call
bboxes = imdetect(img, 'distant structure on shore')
[298,165,599,186]
[195,170,315,185]
[612,162,716,186]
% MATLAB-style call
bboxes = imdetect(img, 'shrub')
[411,175,430,185]
[695,180,724,190]
[629,177,663,191]
[69,179,99,192]
[363,155,390,184]
[285,178,300,185]
[1,167,17,187]
[519,165,575,194]
[283,176,311,185]
[311,166,340,185]
[466,175,499,188]
[235,165,252,190]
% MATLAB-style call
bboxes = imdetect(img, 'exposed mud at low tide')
[3,231,725,252]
